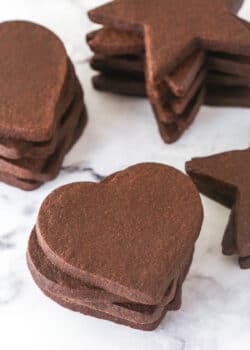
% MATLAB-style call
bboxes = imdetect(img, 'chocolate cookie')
[186,148,250,269]
[0,21,68,141]
[0,88,85,181]
[88,30,205,98]
[207,71,250,88]
[0,113,86,190]
[87,27,144,56]
[36,163,203,304]
[91,52,250,90]
[27,228,193,329]
[0,61,78,160]
[208,53,250,78]
[88,0,250,142]
[92,73,146,97]
[0,171,42,191]
[206,85,250,107]
[156,88,205,143]
[27,163,203,329]
[0,21,88,190]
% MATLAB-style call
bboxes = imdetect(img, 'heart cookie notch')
[29,163,203,330]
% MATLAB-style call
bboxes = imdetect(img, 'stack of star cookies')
[27,163,203,330]
[87,0,250,143]
[87,29,206,143]
[0,21,87,190]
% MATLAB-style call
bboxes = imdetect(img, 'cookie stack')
[87,29,206,143]
[186,148,250,269]
[0,21,87,190]
[87,0,250,143]
[27,163,203,330]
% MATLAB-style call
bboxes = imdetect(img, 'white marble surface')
[0,1,250,349]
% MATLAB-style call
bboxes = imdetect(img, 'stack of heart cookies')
[27,163,203,330]
[87,0,250,143]
[0,21,87,190]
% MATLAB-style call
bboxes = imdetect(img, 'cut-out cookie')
[0,61,78,160]
[27,228,193,329]
[87,0,250,142]
[36,163,203,304]
[0,21,69,142]
[0,21,88,190]
[186,148,250,269]
[28,163,202,329]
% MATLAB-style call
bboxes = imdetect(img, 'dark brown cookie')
[91,52,250,89]
[27,228,129,304]
[94,68,206,124]
[0,60,79,160]
[87,27,144,56]
[0,21,69,142]
[206,85,250,107]
[93,73,146,97]
[0,171,42,191]
[88,29,205,98]
[38,288,169,331]
[207,71,250,87]
[186,148,250,268]
[208,53,250,78]
[0,111,87,189]
[90,54,145,79]
[27,228,193,330]
[0,89,86,182]
[164,69,206,116]
[156,88,205,143]
[88,0,250,143]
[36,163,203,304]
[88,1,250,82]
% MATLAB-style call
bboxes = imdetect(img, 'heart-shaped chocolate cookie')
[0,21,68,142]
[36,163,203,305]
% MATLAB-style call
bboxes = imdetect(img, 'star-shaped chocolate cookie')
[88,0,250,143]
[89,0,250,83]
[186,148,250,269]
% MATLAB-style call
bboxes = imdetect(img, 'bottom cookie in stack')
[27,228,193,330]
[27,163,203,330]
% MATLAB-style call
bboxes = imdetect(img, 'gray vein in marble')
[0,241,14,250]
[189,273,224,289]
[0,230,17,250]
[22,204,37,216]
[175,339,186,350]
[154,335,186,350]
[0,193,9,201]
[62,163,105,181]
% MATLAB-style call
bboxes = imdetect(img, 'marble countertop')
[0,1,250,349]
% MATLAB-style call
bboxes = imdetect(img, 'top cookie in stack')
[87,0,250,143]
[0,21,87,190]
